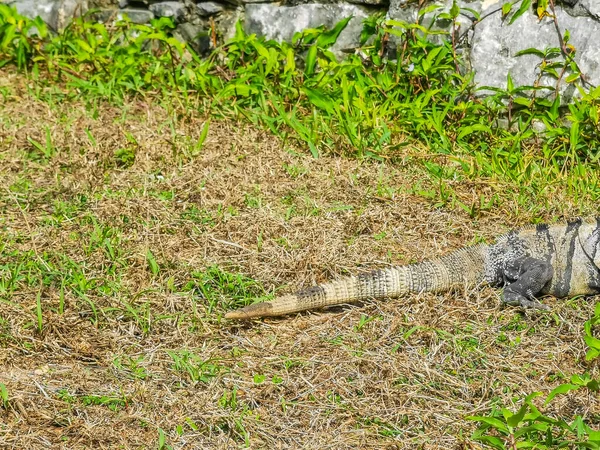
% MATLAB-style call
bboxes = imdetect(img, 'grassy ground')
[1,71,599,449]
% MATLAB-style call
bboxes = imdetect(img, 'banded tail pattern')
[224,244,488,319]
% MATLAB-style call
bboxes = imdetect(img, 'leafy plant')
[468,392,600,449]
[583,302,600,360]
[469,303,600,449]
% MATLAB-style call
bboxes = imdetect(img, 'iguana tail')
[224,244,489,319]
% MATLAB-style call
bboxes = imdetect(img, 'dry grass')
[0,73,598,449]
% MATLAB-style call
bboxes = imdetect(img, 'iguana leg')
[502,256,553,310]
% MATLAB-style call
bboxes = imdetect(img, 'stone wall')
[3,0,599,97]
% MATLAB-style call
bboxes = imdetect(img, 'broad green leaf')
[587,379,600,391]
[284,47,295,73]
[509,0,532,25]
[146,250,159,275]
[305,45,317,76]
[515,48,546,58]
[513,422,550,437]
[466,416,509,433]
[0,383,8,408]
[426,47,443,65]
[417,3,444,17]
[450,0,460,19]
[316,16,352,48]
[514,98,532,107]
[301,86,335,114]
[506,72,514,92]
[545,383,579,405]
[507,403,528,428]
[223,83,257,97]
[549,94,561,120]
[462,7,481,20]
[516,441,548,449]
[458,124,492,140]
[476,435,506,448]
[586,348,600,361]
[570,120,580,152]
[194,120,210,153]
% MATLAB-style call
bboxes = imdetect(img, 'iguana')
[224,219,600,319]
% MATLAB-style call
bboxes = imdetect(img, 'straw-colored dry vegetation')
[1,70,599,449]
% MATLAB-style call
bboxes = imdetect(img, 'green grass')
[1,3,600,449]
[1,5,600,218]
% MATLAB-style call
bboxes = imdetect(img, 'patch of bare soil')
[0,74,597,449]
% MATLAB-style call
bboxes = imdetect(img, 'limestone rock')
[284,0,388,5]
[116,7,155,22]
[567,0,600,18]
[6,0,600,102]
[88,0,119,6]
[196,1,224,16]
[348,0,389,5]
[471,0,600,99]
[245,3,373,54]
[175,22,211,54]
[216,9,244,41]
[7,0,88,30]
[148,1,186,21]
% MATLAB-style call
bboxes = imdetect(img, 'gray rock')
[196,1,224,16]
[7,0,600,104]
[471,0,600,99]
[175,22,211,54]
[348,0,389,5]
[282,0,335,5]
[122,0,173,4]
[88,0,119,6]
[284,0,388,5]
[8,0,88,31]
[116,7,155,22]
[223,0,274,4]
[245,4,372,54]
[568,0,600,18]
[216,9,244,40]
[148,1,185,21]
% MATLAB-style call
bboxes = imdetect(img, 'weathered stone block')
[89,0,120,6]
[217,9,244,40]
[471,0,600,99]
[148,1,186,22]
[116,7,155,22]
[566,0,600,18]
[175,22,211,54]
[7,0,88,30]
[196,1,224,16]
[348,0,389,6]
[245,3,373,54]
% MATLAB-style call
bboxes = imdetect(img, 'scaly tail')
[224,245,488,319]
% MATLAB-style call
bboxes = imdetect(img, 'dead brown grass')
[0,73,598,449]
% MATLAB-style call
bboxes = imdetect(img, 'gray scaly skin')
[224,219,600,319]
